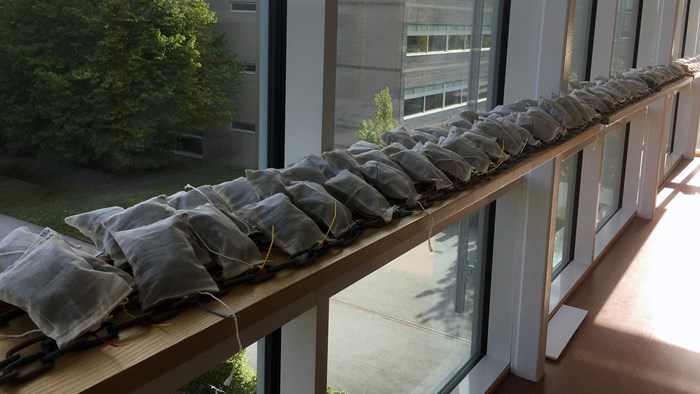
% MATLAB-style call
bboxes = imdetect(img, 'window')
[673,0,690,59]
[174,134,204,158]
[597,125,629,230]
[404,81,471,118]
[327,206,493,392]
[662,93,681,176]
[569,0,595,82]
[408,35,428,53]
[231,2,256,13]
[244,63,256,74]
[334,1,500,146]
[611,0,641,74]
[481,33,492,49]
[552,152,582,278]
[231,120,256,133]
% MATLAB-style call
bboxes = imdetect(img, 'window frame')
[552,151,583,280]
[596,124,630,232]
[231,2,257,13]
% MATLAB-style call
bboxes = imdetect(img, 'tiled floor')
[494,158,700,394]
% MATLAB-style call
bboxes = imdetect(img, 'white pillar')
[503,0,571,101]
[509,161,556,381]
[638,97,671,219]
[280,302,329,393]
[284,0,336,165]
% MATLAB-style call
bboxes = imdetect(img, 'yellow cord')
[344,184,368,206]
[259,224,275,270]
[318,201,337,247]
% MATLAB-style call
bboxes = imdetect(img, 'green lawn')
[0,156,244,241]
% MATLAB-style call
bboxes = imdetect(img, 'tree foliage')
[0,0,242,172]
[357,87,399,146]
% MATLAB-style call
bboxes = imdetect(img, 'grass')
[0,155,244,241]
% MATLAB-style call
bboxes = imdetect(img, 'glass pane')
[597,126,628,230]
[180,344,259,392]
[481,34,492,49]
[327,208,491,392]
[429,35,447,52]
[0,0,261,240]
[334,1,500,147]
[448,35,466,50]
[673,0,689,58]
[569,0,594,82]
[553,152,581,277]
[408,35,428,53]
[404,97,425,116]
[425,93,444,111]
[611,0,641,74]
[446,89,463,106]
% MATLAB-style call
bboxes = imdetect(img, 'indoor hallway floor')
[493,157,700,394]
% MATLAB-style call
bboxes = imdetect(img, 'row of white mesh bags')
[0,61,690,348]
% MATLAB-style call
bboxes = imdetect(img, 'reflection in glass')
[552,152,581,277]
[569,0,594,82]
[449,35,466,50]
[429,35,447,52]
[334,1,500,147]
[408,35,428,53]
[611,0,640,74]
[327,207,491,392]
[597,126,628,230]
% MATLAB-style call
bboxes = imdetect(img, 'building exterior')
[202,0,498,165]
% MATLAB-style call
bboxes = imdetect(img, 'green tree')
[357,87,399,145]
[0,0,242,172]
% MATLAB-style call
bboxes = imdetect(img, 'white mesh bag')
[571,89,611,114]
[473,118,526,156]
[290,154,338,179]
[238,193,326,256]
[501,117,539,146]
[352,149,405,173]
[64,206,124,249]
[322,150,364,178]
[459,130,510,163]
[515,108,564,142]
[407,129,440,144]
[585,87,618,110]
[416,142,474,182]
[380,127,417,148]
[446,116,473,130]
[410,126,449,139]
[114,213,219,310]
[187,204,263,279]
[245,169,287,199]
[100,195,176,267]
[347,140,382,155]
[280,158,328,185]
[0,233,132,348]
[539,98,576,130]
[359,160,420,203]
[324,170,395,223]
[389,150,452,190]
[553,96,586,128]
[285,181,354,238]
[168,185,231,213]
[381,142,408,157]
[0,227,39,273]
[439,135,494,174]
[564,94,597,123]
[212,177,261,212]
